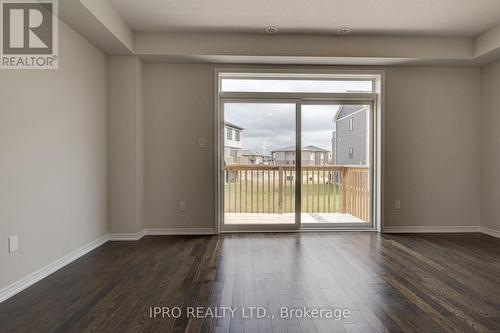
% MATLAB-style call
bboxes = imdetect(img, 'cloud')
[221,79,372,93]
[223,80,371,154]
[225,103,341,154]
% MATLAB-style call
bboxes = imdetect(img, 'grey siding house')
[271,145,331,166]
[241,150,265,165]
[332,105,368,165]
[224,121,243,164]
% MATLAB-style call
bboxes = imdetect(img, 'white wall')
[0,21,107,290]
[144,64,215,229]
[107,56,144,233]
[481,60,500,233]
[385,67,481,228]
[143,64,482,230]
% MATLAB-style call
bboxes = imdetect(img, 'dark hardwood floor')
[1,232,500,332]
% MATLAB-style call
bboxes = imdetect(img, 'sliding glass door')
[221,100,373,231]
[222,101,299,230]
[217,71,381,232]
[300,103,372,228]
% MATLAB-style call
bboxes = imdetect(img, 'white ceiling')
[107,0,500,37]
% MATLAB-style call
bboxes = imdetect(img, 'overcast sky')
[221,79,372,93]
[225,103,339,155]
[224,80,370,155]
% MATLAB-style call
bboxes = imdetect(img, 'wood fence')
[224,165,370,221]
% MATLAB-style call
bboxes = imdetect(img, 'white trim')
[0,234,109,303]
[219,91,377,101]
[214,69,221,234]
[215,68,385,233]
[108,229,147,241]
[376,73,385,233]
[383,226,481,233]
[108,228,216,239]
[218,69,383,82]
[481,226,500,238]
[145,228,216,235]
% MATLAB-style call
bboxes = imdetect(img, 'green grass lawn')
[224,181,342,213]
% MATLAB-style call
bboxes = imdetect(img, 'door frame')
[214,69,385,234]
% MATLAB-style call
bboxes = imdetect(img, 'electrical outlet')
[197,138,206,149]
[178,201,187,212]
[395,200,401,210]
[8,235,18,253]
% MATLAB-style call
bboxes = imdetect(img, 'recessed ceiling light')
[265,26,278,34]
[337,27,351,35]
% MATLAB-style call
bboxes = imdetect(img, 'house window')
[227,128,233,140]
[349,147,354,159]
[235,130,241,141]
[349,118,354,132]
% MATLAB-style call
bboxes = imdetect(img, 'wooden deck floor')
[1,233,500,332]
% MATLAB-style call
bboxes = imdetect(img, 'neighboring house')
[224,121,243,164]
[262,155,273,164]
[241,150,265,165]
[332,105,368,165]
[271,145,331,166]
[331,131,337,164]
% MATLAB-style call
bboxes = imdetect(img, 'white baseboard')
[481,226,500,238]
[107,228,215,240]
[108,229,147,241]
[0,234,109,304]
[145,228,215,235]
[383,226,481,233]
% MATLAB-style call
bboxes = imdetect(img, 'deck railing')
[224,165,370,221]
